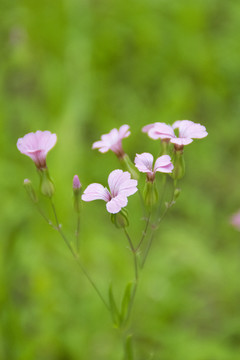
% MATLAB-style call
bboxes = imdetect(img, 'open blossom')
[230,211,240,231]
[134,153,173,182]
[17,130,57,169]
[92,125,130,158]
[142,120,208,147]
[82,169,138,214]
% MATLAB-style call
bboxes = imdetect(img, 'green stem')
[75,212,81,252]
[50,199,110,311]
[135,212,151,253]
[141,180,178,268]
[123,228,138,282]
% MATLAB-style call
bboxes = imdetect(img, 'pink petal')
[142,123,156,133]
[81,183,110,202]
[134,153,154,174]
[108,169,138,198]
[154,155,174,173]
[148,123,175,140]
[172,120,193,130]
[106,195,128,214]
[182,123,208,139]
[170,137,193,146]
[118,124,131,139]
[173,120,208,140]
[108,170,129,196]
[92,140,110,152]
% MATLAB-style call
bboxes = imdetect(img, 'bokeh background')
[1,0,240,359]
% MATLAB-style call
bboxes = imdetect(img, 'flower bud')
[171,149,185,180]
[120,154,139,180]
[173,188,181,201]
[39,169,55,198]
[143,181,158,208]
[111,208,129,228]
[73,175,82,213]
[23,179,38,203]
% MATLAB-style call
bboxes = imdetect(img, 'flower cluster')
[17,120,207,214]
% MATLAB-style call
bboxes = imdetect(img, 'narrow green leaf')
[120,282,133,325]
[108,284,120,327]
[124,334,134,360]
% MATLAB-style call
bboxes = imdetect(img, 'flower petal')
[154,155,174,173]
[108,169,138,198]
[81,183,110,202]
[170,137,193,146]
[118,124,130,139]
[134,153,154,174]
[106,195,128,214]
[148,123,175,140]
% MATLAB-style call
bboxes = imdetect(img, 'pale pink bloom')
[92,125,130,158]
[134,153,173,181]
[142,120,208,146]
[17,131,57,169]
[171,120,208,146]
[82,169,138,214]
[230,211,240,231]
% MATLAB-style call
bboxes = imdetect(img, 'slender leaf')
[108,284,120,327]
[120,282,133,325]
[124,334,134,360]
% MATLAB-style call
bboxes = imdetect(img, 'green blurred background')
[1,0,240,359]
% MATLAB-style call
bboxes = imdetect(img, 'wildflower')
[92,125,130,159]
[142,120,208,148]
[82,169,138,214]
[230,211,240,231]
[17,131,57,169]
[134,153,173,182]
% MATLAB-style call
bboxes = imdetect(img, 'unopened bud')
[23,179,38,203]
[111,208,129,228]
[120,154,139,180]
[173,188,181,200]
[73,175,82,213]
[73,175,81,190]
[39,169,55,198]
[171,150,185,180]
[143,181,158,208]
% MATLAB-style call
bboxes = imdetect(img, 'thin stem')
[135,212,151,252]
[50,199,110,311]
[141,180,178,268]
[34,203,57,230]
[75,212,81,252]
[123,228,138,282]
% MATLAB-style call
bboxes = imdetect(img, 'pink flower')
[82,169,138,214]
[92,125,130,158]
[134,153,173,182]
[230,211,240,231]
[171,120,208,146]
[17,131,57,169]
[142,120,208,147]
